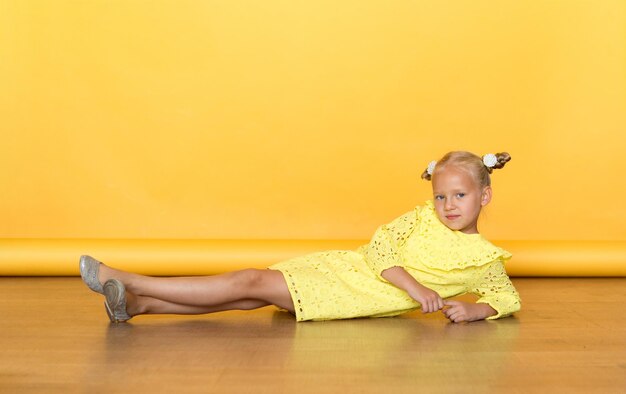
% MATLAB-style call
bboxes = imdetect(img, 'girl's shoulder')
[404,201,512,271]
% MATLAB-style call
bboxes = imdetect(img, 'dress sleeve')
[359,208,418,280]
[470,259,521,320]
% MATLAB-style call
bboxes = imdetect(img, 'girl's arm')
[361,209,418,278]
[381,266,444,313]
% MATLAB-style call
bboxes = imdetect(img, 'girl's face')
[431,166,492,234]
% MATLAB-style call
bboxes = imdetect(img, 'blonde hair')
[421,151,511,188]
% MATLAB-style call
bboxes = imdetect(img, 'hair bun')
[492,152,511,170]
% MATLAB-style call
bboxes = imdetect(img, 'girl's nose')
[444,198,455,210]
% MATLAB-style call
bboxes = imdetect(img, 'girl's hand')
[409,284,444,313]
[442,300,497,323]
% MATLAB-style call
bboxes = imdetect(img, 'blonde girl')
[80,151,520,324]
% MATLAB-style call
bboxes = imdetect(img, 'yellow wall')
[1,1,625,268]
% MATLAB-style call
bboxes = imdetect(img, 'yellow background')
[1,1,625,275]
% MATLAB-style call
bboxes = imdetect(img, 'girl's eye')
[456,193,465,198]
[435,195,444,200]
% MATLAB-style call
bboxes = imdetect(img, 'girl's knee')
[234,269,266,288]
[233,269,287,303]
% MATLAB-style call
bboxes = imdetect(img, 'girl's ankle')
[125,292,143,316]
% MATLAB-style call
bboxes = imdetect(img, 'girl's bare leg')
[125,293,271,316]
[98,264,295,313]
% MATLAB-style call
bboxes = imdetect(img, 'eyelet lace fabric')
[404,200,513,271]
[270,200,521,321]
[472,261,522,320]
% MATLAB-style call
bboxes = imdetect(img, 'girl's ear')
[481,186,492,206]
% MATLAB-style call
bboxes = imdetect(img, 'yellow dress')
[269,200,521,322]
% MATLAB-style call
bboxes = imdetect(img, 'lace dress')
[269,200,521,321]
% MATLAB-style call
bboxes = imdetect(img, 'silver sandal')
[79,255,104,294]
[103,279,132,323]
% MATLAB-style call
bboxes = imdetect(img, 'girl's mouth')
[446,215,460,220]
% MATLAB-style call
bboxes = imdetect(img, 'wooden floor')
[0,278,625,393]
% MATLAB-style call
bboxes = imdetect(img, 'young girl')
[80,151,521,324]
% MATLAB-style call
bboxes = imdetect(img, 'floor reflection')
[88,308,520,390]
[286,312,520,385]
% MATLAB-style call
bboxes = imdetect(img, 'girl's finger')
[453,311,468,323]
[449,310,462,322]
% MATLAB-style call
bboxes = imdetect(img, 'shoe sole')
[103,279,131,323]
